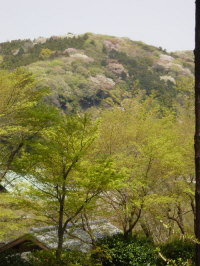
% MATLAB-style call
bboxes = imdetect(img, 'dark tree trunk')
[123,209,142,239]
[56,229,64,264]
[195,1,200,264]
[140,221,152,239]
[56,198,65,264]
[0,142,24,182]
[177,205,185,234]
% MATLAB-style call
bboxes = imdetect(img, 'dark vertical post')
[195,1,200,264]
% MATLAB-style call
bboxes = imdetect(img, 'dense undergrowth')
[0,234,195,266]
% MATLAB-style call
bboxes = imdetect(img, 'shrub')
[0,250,31,266]
[158,239,195,266]
[39,48,54,60]
[92,234,159,266]
[29,249,96,266]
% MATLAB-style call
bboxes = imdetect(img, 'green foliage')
[0,250,30,266]
[29,249,99,266]
[14,113,124,259]
[108,49,176,106]
[93,234,158,266]
[97,95,194,240]
[39,48,54,60]
[0,39,31,57]
[0,68,39,115]
[0,68,58,176]
[0,194,31,240]
[0,34,195,258]
[158,239,195,266]
[0,33,193,111]
[0,68,60,240]
[0,34,89,69]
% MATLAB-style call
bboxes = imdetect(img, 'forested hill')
[0,33,194,111]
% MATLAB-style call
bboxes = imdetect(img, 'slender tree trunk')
[56,199,65,264]
[0,142,23,182]
[195,1,200,264]
[123,209,142,239]
[56,230,64,264]
[140,221,152,239]
[177,205,185,235]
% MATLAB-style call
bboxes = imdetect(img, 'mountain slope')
[0,33,194,111]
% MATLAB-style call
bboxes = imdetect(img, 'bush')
[29,249,96,266]
[92,234,159,266]
[158,239,195,266]
[0,250,31,266]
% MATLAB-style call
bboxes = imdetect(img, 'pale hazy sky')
[0,0,195,51]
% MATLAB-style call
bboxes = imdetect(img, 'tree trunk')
[140,221,152,239]
[177,205,185,235]
[56,229,64,264]
[195,0,200,264]
[0,142,24,182]
[123,209,142,239]
[56,198,65,264]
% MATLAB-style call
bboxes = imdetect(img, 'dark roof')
[0,184,8,193]
[0,220,121,253]
[0,234,49,253]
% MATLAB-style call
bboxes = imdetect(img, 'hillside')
[0,34,196,263]
[0,33,194,111]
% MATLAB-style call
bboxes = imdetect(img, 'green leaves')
[95,234,158,265]
[97,95,195,239]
